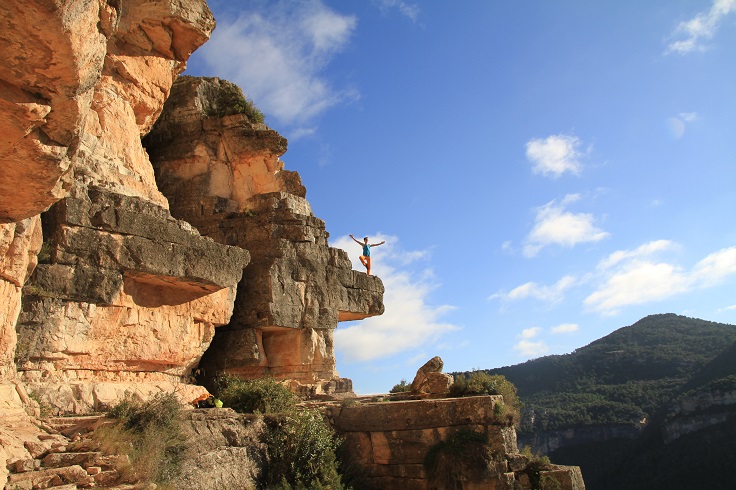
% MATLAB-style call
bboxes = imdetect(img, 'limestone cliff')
[144,76,385,395]
[0,0,250,414]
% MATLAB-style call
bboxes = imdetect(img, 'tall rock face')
[144,77,385,395]
[0,0,215,223]
[0,218,42,378]
[0,0,252,413]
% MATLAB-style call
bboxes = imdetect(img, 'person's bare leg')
[366,257,371,275]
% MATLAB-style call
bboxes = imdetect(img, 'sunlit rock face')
[15,188,249,413]
[0,0,216,223]
[0,218,42,378]
[0,0,255,412]
[144,77,385,395]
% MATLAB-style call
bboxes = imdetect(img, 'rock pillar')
[144,77,385,395]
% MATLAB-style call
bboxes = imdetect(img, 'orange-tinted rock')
[0,217,42,378]
[0,0,215,222]
[144,77,385,395]
[15,188,249,413]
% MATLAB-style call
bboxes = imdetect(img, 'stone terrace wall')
[326,396,585,490]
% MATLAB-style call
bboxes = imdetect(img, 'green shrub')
[263,409,345,489]
[389,379,410,393]
[96,392,185,486]
[449,371,522,425]
[216,376,297,414]
[218,376,346,488]
[521,445,553,489]
[210,81,265,123]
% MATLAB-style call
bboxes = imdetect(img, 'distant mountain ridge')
[455,313,736,489]
[475,313,736,432]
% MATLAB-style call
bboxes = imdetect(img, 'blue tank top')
[363,243,370,256]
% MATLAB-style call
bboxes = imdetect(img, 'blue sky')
[186,0,736,394]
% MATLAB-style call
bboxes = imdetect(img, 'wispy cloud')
[490,275,576,303]
[586,244,736,315]
[665,112,698,140]
[523,194,609,257]
[666,0,736,54]
[597,240,676,270]
[525,134,585,178]
[551,323,579,334]
[375,0,421,22]
[332,234,459,362]
[195,0,358,129]
[494,239,736,317]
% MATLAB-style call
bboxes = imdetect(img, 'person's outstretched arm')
[349,234,363,245]
[371,240,386,247]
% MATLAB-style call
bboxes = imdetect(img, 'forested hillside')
[456,313,736,489]
[476,314,736,432]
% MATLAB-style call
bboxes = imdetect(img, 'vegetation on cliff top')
[452,313,736,490]
[209,79,265,122]
[449,371,522,426]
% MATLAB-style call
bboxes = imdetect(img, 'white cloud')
[585,244,736,315]
[519,327,542,339]
[597,240,675,270]
[195,1,358,127]
[666,0,736,54]
[551,323,579,334]
[332,234,459,362]
[525,134,584,178]
[523,194,609,257]
[585,261,690,315]
[514,339,549,357]
[490,275,576,303]
[690,247,736,286]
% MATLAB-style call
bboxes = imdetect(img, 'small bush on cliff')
[217,376,347,488]
[389,379,410,393]
[263,409,344,489]
[95,392,185,486]
[211,81,265,123]
[520,446,554,489]
[216,375,297,414]
[449,371,522,425]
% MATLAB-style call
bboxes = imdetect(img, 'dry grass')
[92,392,185,487]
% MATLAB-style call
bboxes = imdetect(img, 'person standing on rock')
[349,234,385,275]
